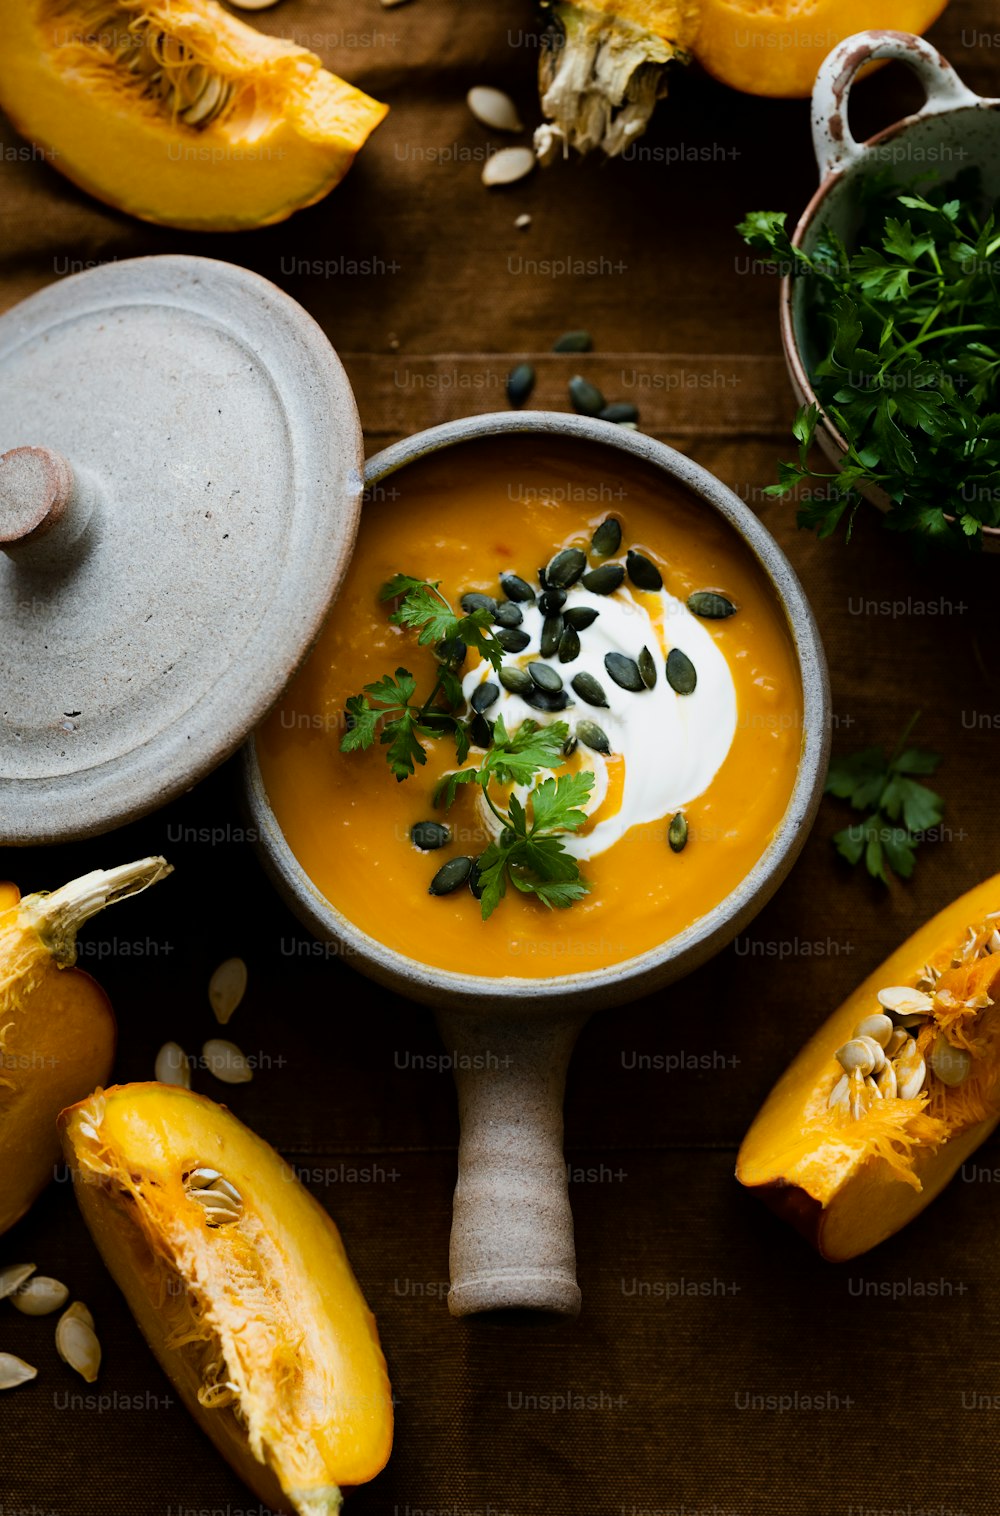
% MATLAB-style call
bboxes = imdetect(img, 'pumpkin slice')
[60,1083,393,1515]
[0,0,388,230]
[737,874,1000,1261]
[0,858,169,1236]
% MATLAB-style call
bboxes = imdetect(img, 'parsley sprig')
[825,715,943,883]
[740,171,1000,548]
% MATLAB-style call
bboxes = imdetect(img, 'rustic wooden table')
[2,2,999,1512]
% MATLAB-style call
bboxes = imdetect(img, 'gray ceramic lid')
[0,254,363,845]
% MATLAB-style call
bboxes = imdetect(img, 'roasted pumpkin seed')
[500,572,535,603]
[435,636,467,668]
[429,856,473,895]
[553,330,593,352]
[568,376,606,416]
[668,812,688,853]
[539,588,567,615]
[499,665,533,696]
[563,606,599,631]
[687,590,738,620]
[506,363,535,408]
[495,627,531,653]
[590,517,622,556]
[626,549,663,591]
[577,720,611,755]
[599,402,639,424]
[571,672,608,707]
[469,713,493,748]
[461,592,498,616]
[546,547,588,588]
[525,686,570,712]
[468,858,485,901]
[494,602,523,629]
[528,662,563,692]
[471,681,500,713]
[540,615,563,658]
[558,625,581,663]
[637,646,657,689]
[666,648,697,695]
[411,821,452,851]
[581,563,624,595]
[562,736,578,757]
[605,652,644,692]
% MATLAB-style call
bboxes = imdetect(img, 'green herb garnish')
[825,715,943,883]
[740,171,1000,548]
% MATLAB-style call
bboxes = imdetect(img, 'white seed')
[187,1167,223,1187]
[155,1041,191,1088]
[185,1169,243,1227]
[885,1027,911,1058]
[876,1060,898,1099]
[865,1074,883,1099]
[202,1039,252,1084]
[0,1263,35,1301]
[226,0,284,9]
[894,1042,927,1101]
[835,1038,876,1075]
[877,986,934,1018]
[987,929,1000,954]
[62,1301,95,1331]
[930,1034,972,1088]
[209,957,247,1025]
[10,1276,68,1316]
[467,86,524,134]
[853,1013,893,1048]
[515,213,531,229]
[482,147,535,188]
[856,1035,886,1073]
[55,1312,101,1383]
[0,1353,37,1390]
[828,1072,849,1109]
[849,1067,868,1120]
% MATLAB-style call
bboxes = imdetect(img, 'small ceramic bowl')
[781,30,1000,548]
[244,411,829,1319]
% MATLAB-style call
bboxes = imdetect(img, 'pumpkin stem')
[21,857,172,966]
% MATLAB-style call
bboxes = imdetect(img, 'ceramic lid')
[0,254,363,845]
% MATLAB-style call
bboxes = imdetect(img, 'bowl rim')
[779,101,1000,540]
[244,411,830,1011]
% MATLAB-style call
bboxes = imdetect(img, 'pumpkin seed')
[0,1264,35,1302]
[461,592,497,617]
[61,1301,94,1331]
[202,1039,253,1085]
[590,517,622,556]
[429,856,473,895]
[626,549,663,591]
[435,636,467,668]
[471,682,500,713]
[186,1169,244,1226]
[411,820,452,851]
[568,376,605,416]
[687,590,738,620]
[605,652,644,693]
[536,565,550,588]
[581,563,624,595]
[835,1038,876,1076]
[563,606,599,631]
[853,1013,893,1048]
[495,627,530,653]
[155,1040,191,1088]
[482,146,535,187]
[877,986,934,1019]
[539,588,567,615]
[468,859,485,900]
[571,672,608,707]
[467,85,524,134]
[506,363,535,409]
[875,1060,898,1099]
[666,648,697,695]
[540,616,563,659]
[500,572,535,604]
[856,1035,886,1073]
[598,402,639,424]
[528,662,563,692]
[930,1034,972,1087]
[885,1027,911,1058]
[577,720,611,755]
[515,214,531,230]
[562,736,578,757]
[469,713,493,748]
[0,1354,37,1391]
[208,957,247,1026]
[11,1276,69,1317]
[558,625,581,663]
[553,330,593,352]
[668,812,688,853]
[525,686,570,712]
[228,0,284,9]
[55,1312,101,1383]
[494,603,523,629]
[499,665,533,696]
[894,1040,926,1100]
[637,646,657,689]
[546,548,588,588]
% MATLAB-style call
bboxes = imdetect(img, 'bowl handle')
[811,30,983,181]
[435,1006,589,1318]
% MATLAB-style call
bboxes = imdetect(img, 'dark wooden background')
[2,1,999,1512]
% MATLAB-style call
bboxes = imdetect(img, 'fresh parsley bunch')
[740,170,1000,549]
[825,716,943,883]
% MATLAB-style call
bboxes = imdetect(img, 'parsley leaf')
[824,715,943,884]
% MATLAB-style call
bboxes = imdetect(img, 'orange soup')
[257,437,804,978]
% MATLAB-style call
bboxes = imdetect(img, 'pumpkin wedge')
[0,857,170,1236]
[738,875,1000,1261]
[0,0,388,230]
[61,1083,393,1516]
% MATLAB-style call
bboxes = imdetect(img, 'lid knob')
[0,446,99,570]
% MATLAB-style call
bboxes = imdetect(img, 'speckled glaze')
[782,31,1000,547]
[0,254,364,843]
[245,411,830,1317]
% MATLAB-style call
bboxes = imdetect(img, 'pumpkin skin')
[0,0,388,231]
[737,874,1000,1261]
[60,1083,393,1516]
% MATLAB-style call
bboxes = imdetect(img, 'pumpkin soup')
[257,438,804,978]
